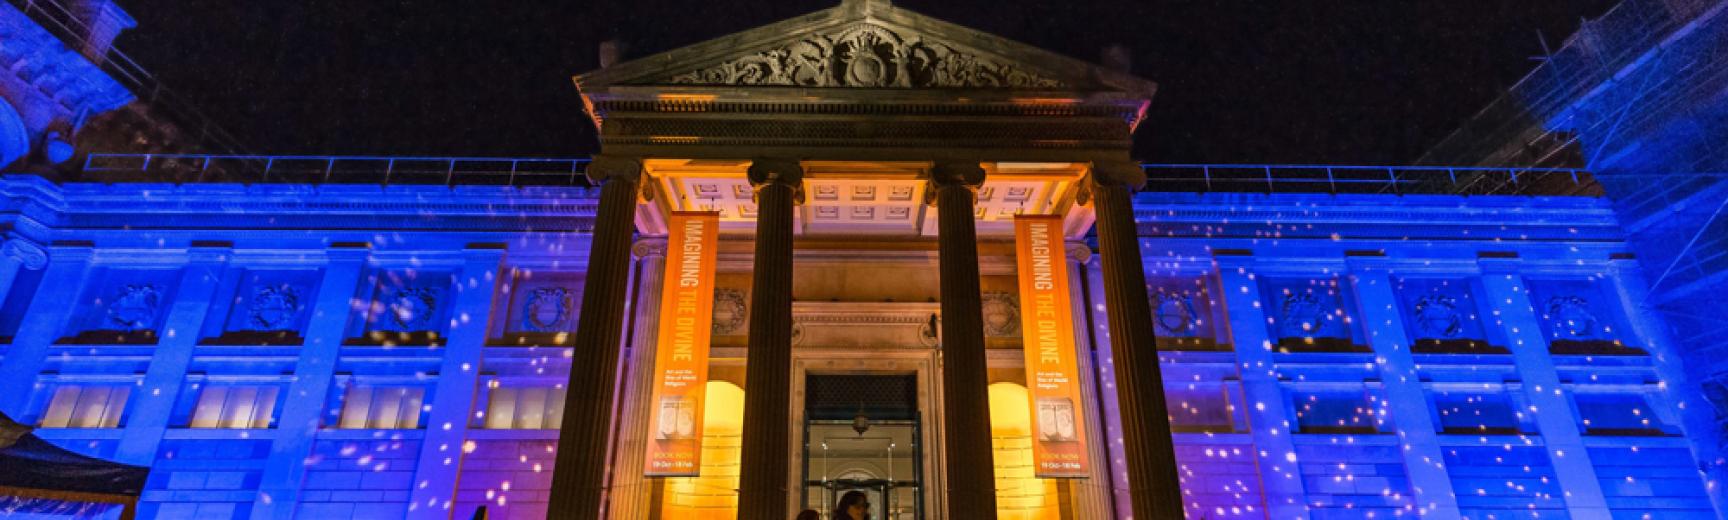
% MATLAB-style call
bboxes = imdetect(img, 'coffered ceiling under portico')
[633,159,1095,240]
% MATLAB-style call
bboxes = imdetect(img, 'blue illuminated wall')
[0,178,600,519]
[0,0,1719,517]
[0,174,1720,519]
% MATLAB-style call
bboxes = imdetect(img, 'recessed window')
[1576,392,1668,436]
[189,385,280,429]
[1431,390,1521,435]
[39,385,131,428]
[337,386,426,430]
[484,386,567,429]
[1165,385,1233,433]
[1292,389,1379,434]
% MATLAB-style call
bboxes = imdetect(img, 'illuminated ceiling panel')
[636,160,1093,239]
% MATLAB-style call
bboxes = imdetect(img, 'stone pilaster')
[549,156,644,520]
[1063,243,1115,520]
[737,158,803,520]
[407,245,507,518]
[1603,260,1728,514]
[252,244,370,520]
[606,239,669,520]
[1477,262,1612,518]
[1214,258,1312,520]
[1088,162,1182,519]
[1344,262,1461,517]
[929,161,998,518]
[114,243,232,465]
[0,242,93,417]
[0,239,48,305]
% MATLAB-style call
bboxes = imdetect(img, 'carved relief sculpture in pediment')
[668,23,1065,89]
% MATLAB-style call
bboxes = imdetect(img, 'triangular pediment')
[577,0,1154,96]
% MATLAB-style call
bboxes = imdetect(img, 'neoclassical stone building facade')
[0,0,1722,519]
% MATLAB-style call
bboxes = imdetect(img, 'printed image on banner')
[1013,215,1090,478]
[643,211,721,476]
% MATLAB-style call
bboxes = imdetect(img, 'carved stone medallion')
[668,23,1064,89]
[1278,291,1329,339]
[1411,294,1464,339]
[981,292,1021,337]
[387,287,439,330]
[1152,293,1198,336]
[106,284,161,331]
[711,288,748,335]
[523,287,573,332]
[247,284,302,331]
[1545,295,1600,338]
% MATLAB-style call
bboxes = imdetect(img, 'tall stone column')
[1477,261,1611,518]
[607,238,668,520]
[1088,162,1183,519]
[549,156,644,520]
[1214,258,1311,520]
[737,158,802,520]
[1345,262,1461,517]
[0,242,92,417]
[0,239,48,305]
[115,243,232,465]
[1062,243,1116,520]
[408,245,508,518]
[253,244,370,520]
[929,161,998,518]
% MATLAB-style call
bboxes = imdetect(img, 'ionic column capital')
[632,237,669,259]
[1089,161,1147,191]
[931,161,985,188]
[925,161,985,206]
[747,158,805,204]
[2,239,48,270]
[585,155,644,185]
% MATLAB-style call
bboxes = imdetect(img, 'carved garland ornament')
[711,288,748,335]
[668,23,1065,89]
[1411,294,1464,339]
[981,292,1021,337]
[1544,295,1601,338]
[522,287,574,332]
[246,284,303,331]
[106,284,162,331]
[387,287,439,330]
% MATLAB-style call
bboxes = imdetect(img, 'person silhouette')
[832,490,870,520]
[794,510,820,520]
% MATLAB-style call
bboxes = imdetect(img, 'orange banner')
[644,211,721,476]
[1014,215,1090,478]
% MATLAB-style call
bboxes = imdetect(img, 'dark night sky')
[113,0,1617,164]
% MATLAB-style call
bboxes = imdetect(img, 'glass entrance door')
[801,374,924,520]
[804,420,922,520]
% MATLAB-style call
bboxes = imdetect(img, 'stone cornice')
[0,176,604,233]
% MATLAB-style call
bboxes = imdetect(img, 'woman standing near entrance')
[833,490,871,520]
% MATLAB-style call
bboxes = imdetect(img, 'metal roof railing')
[80,153,593,187]
[1139,163,1601,197]
[74,153,1603,196]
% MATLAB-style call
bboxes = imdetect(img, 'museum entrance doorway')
[802,373,925,520]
